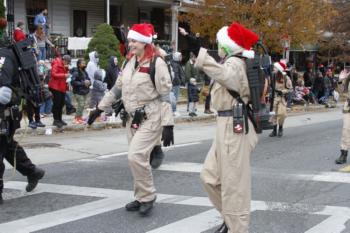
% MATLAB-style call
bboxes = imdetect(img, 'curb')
[15,114,217,136]
[15,103,342,136]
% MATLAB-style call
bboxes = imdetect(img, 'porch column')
[106,0,110,24]
[171,1,181,52]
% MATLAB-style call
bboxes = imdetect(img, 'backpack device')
[227,42,275,134]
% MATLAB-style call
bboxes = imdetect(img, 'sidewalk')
[15,102,343,136]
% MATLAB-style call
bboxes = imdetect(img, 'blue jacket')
[34,14,46,27]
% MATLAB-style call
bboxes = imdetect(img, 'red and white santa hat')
[127,23,155,44]
[274,60,287,74]
[216,22,259,58]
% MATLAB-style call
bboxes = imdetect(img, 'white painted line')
[304,215,349,233]
[158,162,203,173]
[156,161,350,185]
[97,142,202,160]
[146,209,221,233]
[0,197,130,233]
[4,181,350,233]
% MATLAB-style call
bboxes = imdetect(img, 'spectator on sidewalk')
[34,9,49,34]
[170,52,184,116]
[71,58,91,124]
[313,70,325,103]
[303,61,315,89]
[188,78,200,117]
[32,25,54,61]
[86,51,99,85]
[26,100,45,129]
[203,73,213,114]
[38,60,52,117]
[185,52,199,111]
[13,21,26,42]
[48,55,71,128]
[90,69,107,109]
[104,56,120,90]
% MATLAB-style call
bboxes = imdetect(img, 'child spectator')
[38,60,52,118]
[90,69,107,108]
[188,78,200,117]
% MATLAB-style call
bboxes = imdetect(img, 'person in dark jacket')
[170,52,184,115]
[104,56,120,90]
[71,58,91,124]
[48,55,71,128]
[188,78,200,117]
[90,69,107,108]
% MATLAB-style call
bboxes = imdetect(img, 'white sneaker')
[174,111,181,117]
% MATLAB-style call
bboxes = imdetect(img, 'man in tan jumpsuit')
[269,61,292,137]
[181,22,259,233]
[335,70,350,165]
[94,23,174,216]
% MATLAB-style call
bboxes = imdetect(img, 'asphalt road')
[1,110,350,233]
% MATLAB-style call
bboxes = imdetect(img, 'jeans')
[39,47,46,61]
[65,92,75,111]
[286,92,292,108]
[171,86,180,112]
[40,99,53,115]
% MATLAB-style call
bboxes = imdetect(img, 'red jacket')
[48,57,68,93]
[13,28,26,42]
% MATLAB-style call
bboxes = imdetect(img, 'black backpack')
[227,42,275,134]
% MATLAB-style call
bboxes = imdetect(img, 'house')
[9,0,179,41]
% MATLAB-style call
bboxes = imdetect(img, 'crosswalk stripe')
[3,181,350,233]
[146,209,221,233]
[157,162,350,184]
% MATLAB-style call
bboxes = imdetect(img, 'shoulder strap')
[149,56,158,87]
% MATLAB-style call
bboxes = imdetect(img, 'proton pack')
[228,42,275,134]
[12,37,44,107]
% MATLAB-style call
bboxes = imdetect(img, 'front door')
[73,10,87,37]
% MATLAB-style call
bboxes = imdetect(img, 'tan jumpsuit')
[98,56,174,203]
[341,78,350,151]
[196,48,258,233]
[271,75,292,126]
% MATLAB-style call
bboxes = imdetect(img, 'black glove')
[161,125,174,147]
[88,108,103,125]
[120,109,129,127]
[112,100,124,117]
[275,90,283,96]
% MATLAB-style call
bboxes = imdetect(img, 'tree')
[318,0,350,64]
[85,23,121,70]
[179,0,333,54]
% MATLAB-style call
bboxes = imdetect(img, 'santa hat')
[274,61,287,74]
[216,22,259,59]
[127,23,154,44]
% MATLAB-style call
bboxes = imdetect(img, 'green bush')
[85,23,122,70]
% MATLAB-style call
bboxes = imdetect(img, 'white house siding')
[71,0,105,37]
[48,0,71,36]
[14,0,26,26]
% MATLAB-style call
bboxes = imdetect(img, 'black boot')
[335,150,348,164]
[125,200,141,211]
[0,193,3,205]
[214,222,228,233]
[26,168,45,192]
[150,145,165,169]
[53,120,63,128]
[139,198,156,216]
[278,125,283,137]
[269,126,277,137]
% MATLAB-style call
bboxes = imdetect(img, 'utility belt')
[217,101,255,134]
[0,105,21,136]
